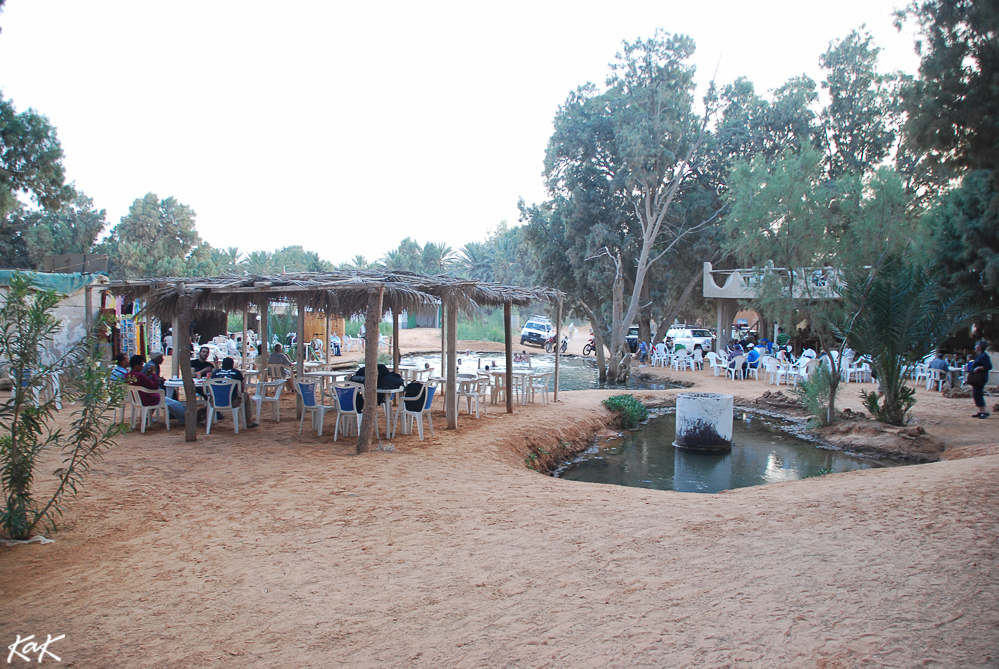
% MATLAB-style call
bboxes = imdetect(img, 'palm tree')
[459,241,495,281]
[242,250,272,274]
[422,241,458,275]
[843,262,990,425]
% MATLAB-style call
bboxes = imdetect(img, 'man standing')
[226,333,239,357]
[775,327,790,349]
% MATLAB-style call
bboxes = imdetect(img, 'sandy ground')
[2,341,998,668]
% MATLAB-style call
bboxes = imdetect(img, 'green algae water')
[557,412,897,493]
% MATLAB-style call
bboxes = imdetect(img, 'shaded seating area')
[105,270,564,452]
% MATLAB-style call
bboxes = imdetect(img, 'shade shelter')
[105,270,562,452]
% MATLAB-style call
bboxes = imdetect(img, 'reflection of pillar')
[674,449,733,493]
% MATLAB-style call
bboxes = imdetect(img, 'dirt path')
[1,358,997,667]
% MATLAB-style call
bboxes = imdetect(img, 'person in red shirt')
[125,355,188,425]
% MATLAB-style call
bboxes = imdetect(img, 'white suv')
[664,326,713,352]
[520,317,553,347]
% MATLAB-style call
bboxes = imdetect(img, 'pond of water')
[557,412,898,493]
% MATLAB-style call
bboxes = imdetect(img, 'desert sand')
[1,334,997,668]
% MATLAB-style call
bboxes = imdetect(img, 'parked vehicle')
[520,316,553,347]
[664,326,713,352]
[625,325,640,353]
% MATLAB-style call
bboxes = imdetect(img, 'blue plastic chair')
[206,379,241,434]
[296,379,334,436]
[396,381,437,441]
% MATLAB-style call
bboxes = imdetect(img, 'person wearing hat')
[745,342,761,370]
[142,352,166,388]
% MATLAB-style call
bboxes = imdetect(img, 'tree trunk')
[607,259,626,383]
[576,297,607,382]
[446,297,458,429]
[504,301,513,413]
[357,287,382,453]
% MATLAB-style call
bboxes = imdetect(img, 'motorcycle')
[582,334,595,356]
[545,334,569,354]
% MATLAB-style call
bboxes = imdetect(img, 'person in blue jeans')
[125,355,188,425]
[969,341,993,418]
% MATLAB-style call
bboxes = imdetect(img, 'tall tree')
[20,190,107,266]
[0,93,72,218]
[536,30,720,381]
[98,193,212,279]
[896,1,999,177]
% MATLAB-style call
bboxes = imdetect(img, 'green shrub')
[602,394,649,429]
[792,364,833,426]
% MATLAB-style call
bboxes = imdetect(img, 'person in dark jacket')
[969,341,993,418]
[350,364,404,409]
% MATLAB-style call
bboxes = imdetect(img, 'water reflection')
[558,413,896,493]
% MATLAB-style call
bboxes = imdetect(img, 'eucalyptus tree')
[531,31,724,381]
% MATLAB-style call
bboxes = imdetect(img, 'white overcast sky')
[0,0,920,266]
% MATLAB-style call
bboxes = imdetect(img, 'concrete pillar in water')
[674,393,733,452]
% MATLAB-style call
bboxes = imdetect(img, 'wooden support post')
[440,305,445,380]
[296,299,306,418]
[554,298,562,402]
[259,301,269,360]
[392,305,400,372]
[325,313,332,363]
[241,309,248,366]
[177,285,198,442]
[357,286,383,453]
[446,297,458,429]
[504,300,513,414]
[171,316,181,378]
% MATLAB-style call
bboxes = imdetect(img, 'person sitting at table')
[269,343,293,368]
[254,342,269,373]
[110,353,129,382]
[191,346,215,379]
[126,354,192,425]
[928,350,950,391]
[142,352,166,387]
[311,333,325,360]
[210,357,257,427]
[330,332,342,356]
[226,333,239,357]
[745,343,761,369]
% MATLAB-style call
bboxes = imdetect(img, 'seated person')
[254,343,269,373]
[209,357,254,424]
[928,351,950,390]
[745,343,762,369]
[142,352,166,387]
[125,354,189,425]
[311,334,325,360]
[110,353,129,382]
[226,333,239,357]
[330,332,342,356]
[191,346,215,379]
[268,343,293,369]
[757,337,772,354]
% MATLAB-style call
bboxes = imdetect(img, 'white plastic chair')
[691,348,704,370]
[527,372,551,406]
[206,379,241,435]
[128,386,170,433]
[251,379,285,423]
[460,376,489,416]
[726,355,746,380]
[705,352,722,377]
[296,379,334,436]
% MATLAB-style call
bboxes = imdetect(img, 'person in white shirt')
[226,333,239,356]
[311,334,325,360]
[330,332,342,356]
